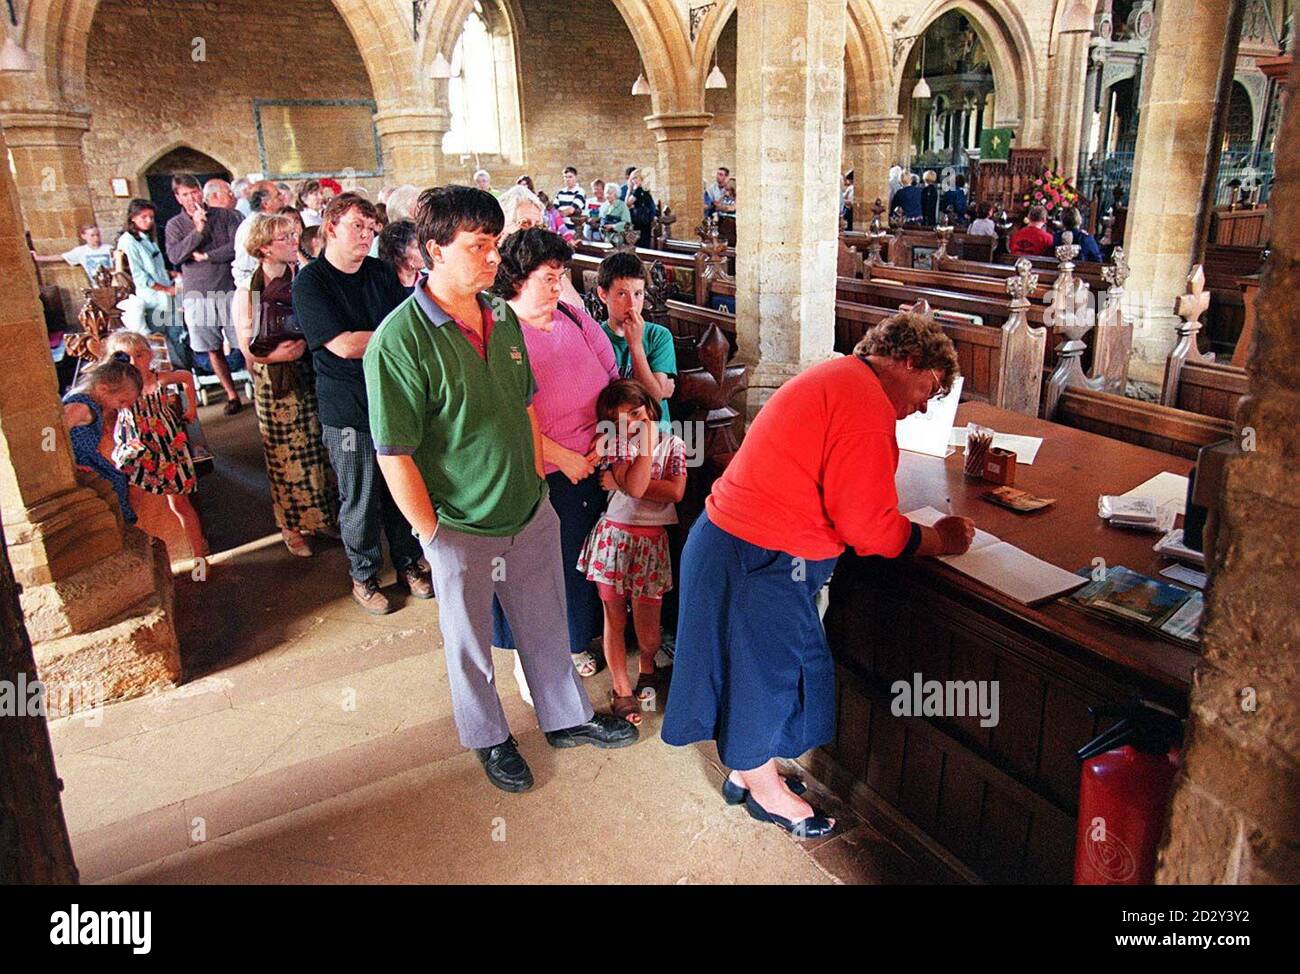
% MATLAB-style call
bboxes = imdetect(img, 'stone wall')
[82,0,378,233]
[1156,57,1300,886]
[494,0,661,201]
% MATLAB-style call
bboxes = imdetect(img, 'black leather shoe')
[544,713,638,749]
[743,792,835,839]
[721,772,808,805]
[474,736,533,792]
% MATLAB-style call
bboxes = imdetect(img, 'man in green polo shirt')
[365,185,635,794]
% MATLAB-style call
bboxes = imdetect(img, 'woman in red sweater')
[661,311,975,836]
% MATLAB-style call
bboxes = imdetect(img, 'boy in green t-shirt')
[366,186,636,793]
[596,252,677,432]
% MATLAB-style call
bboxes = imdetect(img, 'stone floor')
[44,401,944,885]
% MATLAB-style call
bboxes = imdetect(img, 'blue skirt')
[661,509,838,770]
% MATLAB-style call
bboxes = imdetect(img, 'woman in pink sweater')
[490,228,620,679]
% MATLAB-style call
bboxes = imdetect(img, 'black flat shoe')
[474,735,533,792]
[743,792,835,839]
[721,773,808,805]
[544,713,638,749]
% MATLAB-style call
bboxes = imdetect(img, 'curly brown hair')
[853,310,960,396]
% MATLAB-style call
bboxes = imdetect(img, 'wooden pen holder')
[982,448,1016,485]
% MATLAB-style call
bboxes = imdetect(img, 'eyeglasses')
[928,369,944,399]
[273,233,301,243]
[338,220,376,236]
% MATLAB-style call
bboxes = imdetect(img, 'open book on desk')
[906,506,1089,606]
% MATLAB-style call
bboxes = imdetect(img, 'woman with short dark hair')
[662,310,976,837]
[490,227,620,680]
[377,219,422,289]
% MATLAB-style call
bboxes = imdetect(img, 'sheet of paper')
[1160,564,1207,590]
[906,506,1001,552]
[940,542,1090,606]
[949,426,1044,465]
[896,376,964,458]
[906,506,1085,605]
[1122,471,1190,516]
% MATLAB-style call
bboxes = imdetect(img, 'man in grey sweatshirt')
[165,173,246,413]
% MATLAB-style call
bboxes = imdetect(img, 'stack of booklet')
[1065,565,1204,648]
[1098,495,1175,531]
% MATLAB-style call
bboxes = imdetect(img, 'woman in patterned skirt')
[232,212,338,556]
[105,331,207,559]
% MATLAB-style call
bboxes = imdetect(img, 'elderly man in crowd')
[204,177,237,210]
[165,173,246,414]
[233,180,282,288]
[232,177,253,217]
[293,192,433,615]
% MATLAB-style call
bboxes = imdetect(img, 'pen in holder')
[964,425,994,479]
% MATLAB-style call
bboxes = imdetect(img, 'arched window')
[442,1,523,162]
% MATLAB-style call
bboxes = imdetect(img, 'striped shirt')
[554,187,586,226]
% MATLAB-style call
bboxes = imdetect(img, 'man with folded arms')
[364,185,636,793]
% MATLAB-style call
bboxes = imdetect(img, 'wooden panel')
[1023,804,1078,884]
[935,759,986,864]
[1038,683,1097,812]
[899,728,945,831]
[1058,387,1234,460]
[978,786,1033,883]
[1174,361,1249,421]
[834,682,872,779]
[988,654,1046,780]
[866,699,906,803]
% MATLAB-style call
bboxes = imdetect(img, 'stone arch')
[25,0,424,114]
[894,0,1038,134]
[134,140,238,190]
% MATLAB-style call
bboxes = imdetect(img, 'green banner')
[979,127,1014,161]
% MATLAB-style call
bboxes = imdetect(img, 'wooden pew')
[864,262,1052,303]
[1056,387,1233,460]
[1202,243,1268,358]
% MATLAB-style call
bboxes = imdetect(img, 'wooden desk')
[818,403,1199,884]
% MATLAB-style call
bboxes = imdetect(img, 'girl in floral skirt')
[104,331,209,561]
[577,379,687,725]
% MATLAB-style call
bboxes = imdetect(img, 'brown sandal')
[610,691,642,726]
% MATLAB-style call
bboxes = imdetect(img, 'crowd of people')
[46,163,979,835]
[881,164,1103,260]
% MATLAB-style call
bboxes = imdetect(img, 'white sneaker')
[655,631,675,670]
[513,652,533,707]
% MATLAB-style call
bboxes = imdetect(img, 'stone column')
[645,112,712,227]
[1156,57,1300,886]
[0,126,178,706]
[1046,28,1092,181]
[845,114,902,222]
[735,0,846,411]
[1123,0,1236,382]
[374,107,450,188]
[0,109,96,254]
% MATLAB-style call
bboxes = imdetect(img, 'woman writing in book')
[661,310,975,838]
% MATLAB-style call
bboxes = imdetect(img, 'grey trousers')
[421,500,594,749]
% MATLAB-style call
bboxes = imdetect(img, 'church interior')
[1,0,1297,897]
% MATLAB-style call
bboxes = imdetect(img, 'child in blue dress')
[62,352,143,524]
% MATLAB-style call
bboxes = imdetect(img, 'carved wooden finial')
[1054,229,1080,266]
[91,264,113,289]
[905,298,933,317]
[871,198,886,222]
[1102,246,1130,290]
[1005,258,1039,305]
[1175,264,1210,327]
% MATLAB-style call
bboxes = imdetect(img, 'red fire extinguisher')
[1074,701,1182,885]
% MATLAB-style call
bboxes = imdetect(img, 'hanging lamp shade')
[912,77,931,99]
[429,50,453,79]
[0,34,34,72]
[631,72,650,96]
[705,63,727,89]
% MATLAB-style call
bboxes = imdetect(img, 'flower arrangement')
[1023,168,1081,220]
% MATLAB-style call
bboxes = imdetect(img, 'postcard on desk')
[896,376,963,458]
[1066,565,1201,647]
[983,486,1056,513]
[905,506,1087,606]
